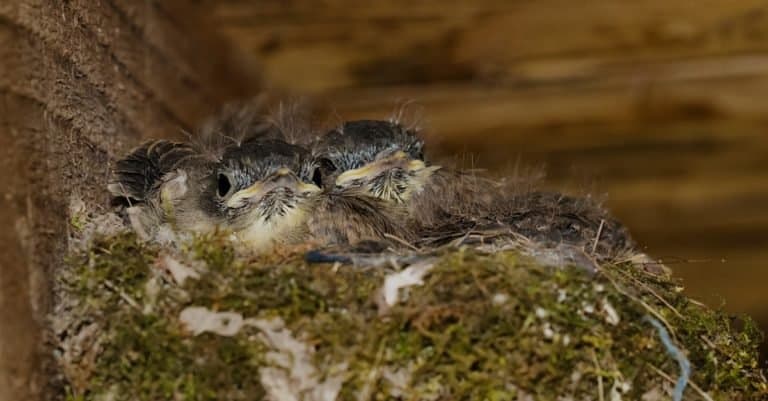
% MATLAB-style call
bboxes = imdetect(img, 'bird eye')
[311,168,323,187]
[217,173,232,197]
[319,158,337,173]
[410,144,425,161]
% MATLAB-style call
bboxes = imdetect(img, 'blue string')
[645,316,690,401]
[304,250,352,264]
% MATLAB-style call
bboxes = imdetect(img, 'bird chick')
[315,120,434,202]
[109,137,322,252]
[314,119,497,232]
[207,138,322,250]
[306,189,409,247]
[108,139,215,239]
[314,119,636,261]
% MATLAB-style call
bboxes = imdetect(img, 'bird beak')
[335,164,380,187]
[272,168,321,194]
[406,158,427,172]
[226,181,267,208]
[226,168,320,208]
[335,151,427,187]
[296,182,322,194]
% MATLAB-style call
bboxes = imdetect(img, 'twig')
[383,233,419,251]
[357,340,386,401]
[644,256,714,266]
[602,270,677,337]
[118,182,133,207]
[591,219,605,255]
[616,268,683,319]
[699,334,740,364]
[448,225,478,248]
[648,364,714,401]
[590,349,605,401]
[103,279,141,310]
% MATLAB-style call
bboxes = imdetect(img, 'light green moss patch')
[57,233,767,400]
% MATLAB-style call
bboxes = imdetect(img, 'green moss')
[58,233,768,400]
[64,233,154,312]
[69,214,86,232]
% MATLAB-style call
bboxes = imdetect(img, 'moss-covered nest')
[54,230,767,401]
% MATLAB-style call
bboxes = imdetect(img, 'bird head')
[204,139,322,244]
[316,120,439,204]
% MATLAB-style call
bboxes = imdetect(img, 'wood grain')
[0,1,259,399]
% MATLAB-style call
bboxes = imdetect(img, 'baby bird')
[108,139,214,238]
[494,191,635,258]
[109,137,323,251]
[314,119,635,260]
[208,138,323,250]
[314,120,495,231]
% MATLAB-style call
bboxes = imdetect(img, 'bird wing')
[108,140,201,203]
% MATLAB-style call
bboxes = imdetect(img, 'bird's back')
[108,140,203,203]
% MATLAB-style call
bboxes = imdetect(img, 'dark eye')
[217,173,232,197]
[319,158,337,173]
[410,144,425,161]
[311,168,323,187]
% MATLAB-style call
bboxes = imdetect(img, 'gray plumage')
[108,140,206,204]
[313,119,636,260]
[314,120,425,185]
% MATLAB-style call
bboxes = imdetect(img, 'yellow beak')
[226,181,266,208]
[226,169,321,208]
[297,182,322,194]
[335,163,380,186]
[407,159,427,171]
[335,151,418,187]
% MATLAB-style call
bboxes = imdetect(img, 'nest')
[51,205,768,401]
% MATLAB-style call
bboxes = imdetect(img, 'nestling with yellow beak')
[109,136,324,252]
[313,119,636,261]
[314,119,499,232]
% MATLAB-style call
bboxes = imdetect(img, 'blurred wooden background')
[200,0,768,352]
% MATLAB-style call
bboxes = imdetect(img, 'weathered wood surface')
[0,1,259,399]
[204,0,768,337]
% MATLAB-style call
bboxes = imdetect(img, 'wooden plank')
[208,0,768,91]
